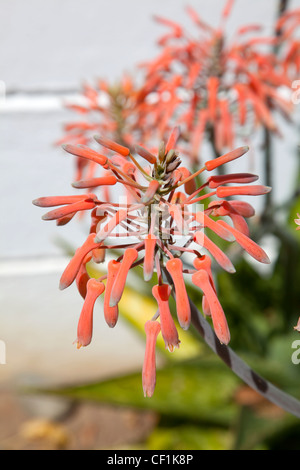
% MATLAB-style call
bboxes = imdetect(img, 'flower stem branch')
[188,294,300,419]
[163,266,300,419]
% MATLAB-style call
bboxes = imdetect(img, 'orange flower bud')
[104,260,121,328]
[141,180,160,203]
[217,220,270,264]
[192,270,230,345]
[94,134,130,157]
[32,194,96,207]
[143,234,157,281]
[109,248,139,307]
[62,144,108,166]
[142,321,161,397]
[205,146,249,171]
[207,173,258,189]
[152,284,180,352]
[195,212,235,242]
[41,199,96,221]
[165,126,181,153]
[72,175,117,189]
[76,279,105,348]
[135,145,157,164]
[216,185,271,198]
[194,232,236,273]
[166,258,191,329]
[59,233,102,290]
[193,255,216,290]
[76,254,92,299]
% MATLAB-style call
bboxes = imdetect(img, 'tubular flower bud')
[216,185,271,198]
[174,167,197,195]
[217,220,270,264]
[59,233,103,290]
[76,254,92,299]
[77,279,105,348]
[195,212,235,242]
[94,134,130,157]
[205,147,249,171]
[32,194,97,207]
[152,284,180,352]
[41,199,97,221]
[62,144,108,166]
[165,125,181,153]
[135,145,157,164]
[192,270,230,345]
[208,173,259,189]
[193,255,216,291]
[143,234,157,281]
[142,321,161,398]
[34,127,271,396]
[104,260,121,328]
[209,200,250,236]
[194,232,236,273]
[224,200,255,218]
[109,248,139,307]
[72,175,117,189]
[166,258,191,329]
[141,180,160,203]
[202,295,211,317]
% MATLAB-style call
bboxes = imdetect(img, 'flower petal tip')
[143,272,153,282]
[109,296,118,308]
[143,387,154,398]
[228,266,236,274]
[261,254,271,264]
[59,280,68,291]
[166,341,181,353]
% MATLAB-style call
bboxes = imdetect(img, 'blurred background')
[1,0,300,450]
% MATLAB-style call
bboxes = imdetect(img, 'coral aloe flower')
[33,126,270,397]
[136,0,296,161]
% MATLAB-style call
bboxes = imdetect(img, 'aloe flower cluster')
[33,127,271,397]
[56,76,144,182]
[136,1,296,161]
[275,7,300,77]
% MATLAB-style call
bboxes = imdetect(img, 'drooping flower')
[143,321,161,397]
[33,126,271,397]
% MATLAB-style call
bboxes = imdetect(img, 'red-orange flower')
[143,321,161,397]
[34,126,271,397]
[56,75,150,189]
[136,1,296,161]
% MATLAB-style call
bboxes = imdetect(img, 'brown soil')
[0,387,158,450]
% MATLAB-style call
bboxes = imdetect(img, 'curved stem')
[189,294,300,419]
[162,267,300,419]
